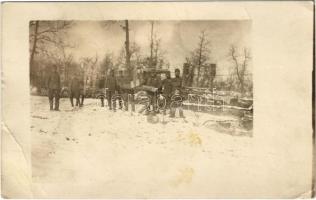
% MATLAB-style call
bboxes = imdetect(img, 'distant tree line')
[29,21,252,96]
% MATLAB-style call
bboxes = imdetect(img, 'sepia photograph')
[1,2,314,198]
[30,20,254,183]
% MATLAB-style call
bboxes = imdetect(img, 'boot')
[101,99,104,107]
[55,101,59,111]
[54,99,60,111]
[119,100,123,110]
[70,98,74,107]
[76,98,79,106]
[179,109,185,118]
[49,100,53,111]
[169,108,175,118]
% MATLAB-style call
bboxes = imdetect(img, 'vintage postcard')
[1,1,314,198]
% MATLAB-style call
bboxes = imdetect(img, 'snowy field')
[30,96,310,198]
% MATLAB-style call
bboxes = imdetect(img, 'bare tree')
[81,55,99,87]
[29,21,73,87]
[147,21,167,69]
[187,30,211,87]
[123,20,131,78]
[58,42,75,85]
[29,21,72,67]
[229,45,251,94]
[82,56,98,70]
[116,42,141,70]
[100,53,114,76]
[102,20,137,83]
[30,21,39,68]
[39,33,76,86]
[225,72,237,91]
[153,37,167,69]
[150,21,154,67]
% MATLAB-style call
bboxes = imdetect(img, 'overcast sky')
[66,20,251,75]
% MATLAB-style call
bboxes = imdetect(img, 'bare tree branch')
[187,30,211,87]
[229,45,251,94]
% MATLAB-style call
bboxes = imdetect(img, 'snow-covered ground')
[30,96,310,198]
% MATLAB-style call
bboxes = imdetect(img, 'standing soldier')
[47,65,61,111]
[97,74,106,107]
[79,71,85,107]
[117,70,125,110]
[170,68,185,118]
[182,63,193,87]
[162,72,173,113]
[69,72,81,107]
[106,69,118,111]
[146,73,161,114]
[172,68,182,91]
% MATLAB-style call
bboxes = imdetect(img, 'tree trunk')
[196,37,204,87]
[150,21,154,68]
[124,20,133,83]
[30,21,39,86]
[240,79,245,95]
[154,42,159,69]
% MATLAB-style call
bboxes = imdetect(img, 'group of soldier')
[46,65,85,111]
[141,68,185,118]
[46,65,185,118]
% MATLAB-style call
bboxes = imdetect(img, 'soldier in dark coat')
[172,68,182,92]
[170,68,185,118]
[162,72,173,110]
[69,73,81,107]
[78,72,85,107]
[97,74,106,107]
[106,69,118,111]
[117,70,125,110]
[47,65,61,111]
